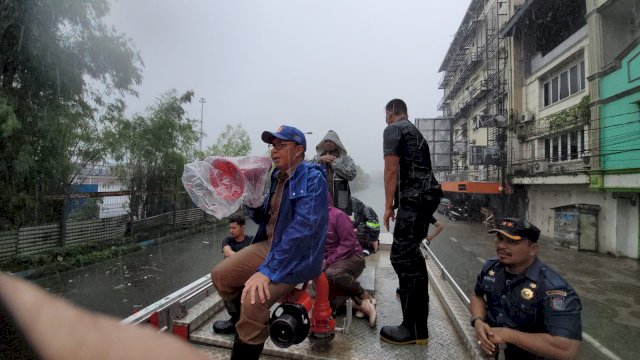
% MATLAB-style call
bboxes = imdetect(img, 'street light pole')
[199,98,206,152]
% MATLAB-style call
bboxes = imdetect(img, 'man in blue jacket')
[211,125,328,360]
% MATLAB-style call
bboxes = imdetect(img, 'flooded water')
[33,179,384,319]
[352,178,389,233]
[35,221,257,318]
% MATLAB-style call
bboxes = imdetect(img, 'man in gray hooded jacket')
[313,130,357,215]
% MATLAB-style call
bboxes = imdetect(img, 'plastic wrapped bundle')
[237,156,274,208]
[182,156,273,219]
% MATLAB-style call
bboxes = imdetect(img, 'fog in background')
[107,1,469,172]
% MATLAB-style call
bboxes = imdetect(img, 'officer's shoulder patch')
[550,296,566,310]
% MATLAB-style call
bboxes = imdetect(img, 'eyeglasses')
[268,141,295,151]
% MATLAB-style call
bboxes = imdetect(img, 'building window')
[543,60,585,107]
[547,129,585,162]
[544,138,550,161]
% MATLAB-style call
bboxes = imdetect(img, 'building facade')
[437,0,515,216]
[585,0,640,257]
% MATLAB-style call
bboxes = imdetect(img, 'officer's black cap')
[489,217,541,242]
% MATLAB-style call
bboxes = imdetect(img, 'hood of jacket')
[316,130,348,157]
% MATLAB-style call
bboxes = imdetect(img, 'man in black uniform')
[380,98,442,345]
[470,218,582,360]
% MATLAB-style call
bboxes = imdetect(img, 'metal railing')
[421,240,470,306]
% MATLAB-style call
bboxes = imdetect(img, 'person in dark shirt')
[351,197,381,255]
[213,214,254,335]
[221,214,253,258]
[380,98,442,345]
[424,216,444,246]
[470,218,582,360]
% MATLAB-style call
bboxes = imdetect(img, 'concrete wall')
[526,184,639,258]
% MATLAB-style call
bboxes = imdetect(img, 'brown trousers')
[325,252,366,307]
[210,241,294,345]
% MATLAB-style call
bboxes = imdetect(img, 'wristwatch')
[470,315,484,327]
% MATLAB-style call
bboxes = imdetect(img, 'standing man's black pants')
[390,199,437,334]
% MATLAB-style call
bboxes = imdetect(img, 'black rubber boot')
[230,335,265,360]
[380,288,428,345]
[212,313,239,334]
[212,294,241,334]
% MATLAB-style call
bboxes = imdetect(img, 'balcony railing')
[509,159,590,176]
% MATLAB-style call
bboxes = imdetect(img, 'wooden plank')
[65,233,123,243]
[64,225,126,237]
[18,224,59,233]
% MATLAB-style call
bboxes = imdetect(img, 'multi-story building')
[437,0,514,214]
[501,0,638,258]
[585,0,640,258]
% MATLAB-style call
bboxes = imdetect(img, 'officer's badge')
[521,288,534,300]
[488,270,495,276]
[551,296,566,310]
[529,282,537,289]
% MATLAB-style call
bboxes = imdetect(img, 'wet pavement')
[34,221,257,318]
[429,214,640,360]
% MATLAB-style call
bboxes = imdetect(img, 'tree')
[0,0,142,228]
[105,90,199,219]
[200,124,252,158]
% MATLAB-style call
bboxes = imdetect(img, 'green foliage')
[200,124,252,158]
[548,96,591,133]
[104,90,199,218]
[0,0,142,229]
[67,198,102,220]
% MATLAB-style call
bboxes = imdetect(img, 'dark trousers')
[391,199,437,331]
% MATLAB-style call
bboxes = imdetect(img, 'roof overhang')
[442,181,508,194]
[500,0,538,37]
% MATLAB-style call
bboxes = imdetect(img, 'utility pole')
[199,98,206,152]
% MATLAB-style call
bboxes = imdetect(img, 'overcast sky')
[107,0,469,172]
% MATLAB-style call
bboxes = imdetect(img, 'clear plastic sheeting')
[182,156,273,219]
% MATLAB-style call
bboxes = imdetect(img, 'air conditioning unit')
[520,111,535,123]
[533,161,548,174]
[469,139,476,145]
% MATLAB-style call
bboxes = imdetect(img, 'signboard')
[415,117,452,172]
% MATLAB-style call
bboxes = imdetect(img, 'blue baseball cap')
[261,125,307,151]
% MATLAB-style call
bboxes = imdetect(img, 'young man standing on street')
[380,98,442,345]
[470,218,582,360]
[210,125,328,360]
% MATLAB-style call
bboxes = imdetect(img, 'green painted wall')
[599,44,640,171]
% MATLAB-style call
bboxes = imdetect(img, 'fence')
[0,163,223,263]
[0,208,214,262]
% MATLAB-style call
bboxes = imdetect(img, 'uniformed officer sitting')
[470,218,582,360]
